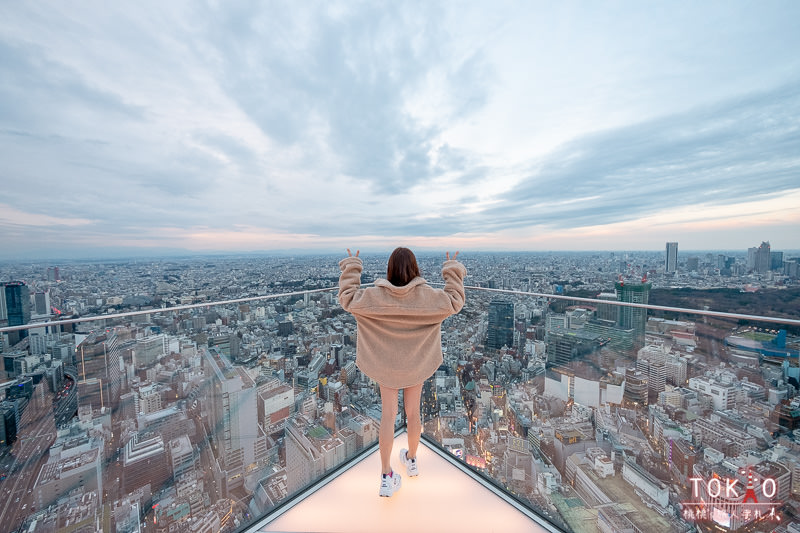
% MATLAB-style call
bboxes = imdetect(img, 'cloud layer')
[1,2,799,257]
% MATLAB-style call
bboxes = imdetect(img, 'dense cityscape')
[1,241,800,533]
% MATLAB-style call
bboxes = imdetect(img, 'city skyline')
[1,2,799,258]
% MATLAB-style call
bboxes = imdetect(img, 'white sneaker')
[379,471,401,497]
[399,448,418,477]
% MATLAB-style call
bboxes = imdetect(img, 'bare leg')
[379,385,399,475]
[403,383,423,459]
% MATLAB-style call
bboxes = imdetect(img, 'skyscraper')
[46,266,60,282]
[665,242,678,274]
[203,347,266,492]
[752,241,771,274]
[771,251,784,271]
[3,281,31,346]
[103,332,122,406]
[637,344,667,403]
[34,291,50,316]
[487,300,515,351]
[615,280,651,350]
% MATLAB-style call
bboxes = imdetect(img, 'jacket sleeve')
[338,256,364,312]
[441,259,467,314]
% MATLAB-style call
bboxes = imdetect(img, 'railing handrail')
[0,286,342,333]
[1,283,799,334]
[459,284,800,326]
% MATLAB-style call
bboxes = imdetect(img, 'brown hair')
[387,247,420,286]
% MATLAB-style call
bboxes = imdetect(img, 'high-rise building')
[278,319,293,337]
[0,404,17,446]
[29,330,48,355]
[0,286,6,322]
[771,251,784,271]
[203,347,267,492]
[596,292,618,322]
[666,354,688,386]
[33,291,50,316]
[46,266,60,282]
[133,334,166,368]
[785,260,799,278]
[3,281,31,346]
[545,328,603,368]
[615,281,651,349]
[747,246,758,271]
[487,300,514,350]
[97,332,123,406]
[665,242,678,273]
[624,369,648,406]
[636,344,667,403]
[752,241,771,274]
[136,384,163,414]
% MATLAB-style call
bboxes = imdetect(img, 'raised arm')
[441,252,467,314]
[338,254,363,312]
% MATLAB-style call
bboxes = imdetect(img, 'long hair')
[386,247,420,287]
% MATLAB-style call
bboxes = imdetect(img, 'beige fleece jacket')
[338,256,467,389]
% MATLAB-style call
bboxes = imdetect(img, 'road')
[0,382,57,531]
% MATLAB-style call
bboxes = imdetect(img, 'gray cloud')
[1,2,798,256]
[0,40,144,131]
[471,83,800,231]
[292,82,800,239]
[199,2,491,194]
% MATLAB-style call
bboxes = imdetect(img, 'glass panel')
[422,253,800,533]
[3,253,799,533]
[0,268,386,533]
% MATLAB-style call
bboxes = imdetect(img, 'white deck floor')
[258,432,552,533]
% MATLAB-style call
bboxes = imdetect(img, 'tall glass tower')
[3,281,31,346]
[615,281,651,349]
[487,300,515,351]
[665,242,678,273]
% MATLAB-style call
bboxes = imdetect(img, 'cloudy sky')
[1,2,799,258]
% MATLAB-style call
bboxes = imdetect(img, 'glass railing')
[2,268,800,533]
[0,287,392,533]
[422,284,800,533]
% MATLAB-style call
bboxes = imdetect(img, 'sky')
[1,1,799,259]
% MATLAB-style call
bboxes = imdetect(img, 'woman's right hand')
[446,251,459,261]
[347,248,360,257]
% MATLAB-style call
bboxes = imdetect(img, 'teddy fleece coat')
[338,256,467,389]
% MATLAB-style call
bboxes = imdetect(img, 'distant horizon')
[3,244,799,264]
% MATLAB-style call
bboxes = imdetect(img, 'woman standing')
[338,247,467,497]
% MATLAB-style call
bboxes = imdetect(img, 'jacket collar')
[373,276,427,295]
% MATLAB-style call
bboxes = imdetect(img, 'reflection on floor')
[260,432,550,533]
